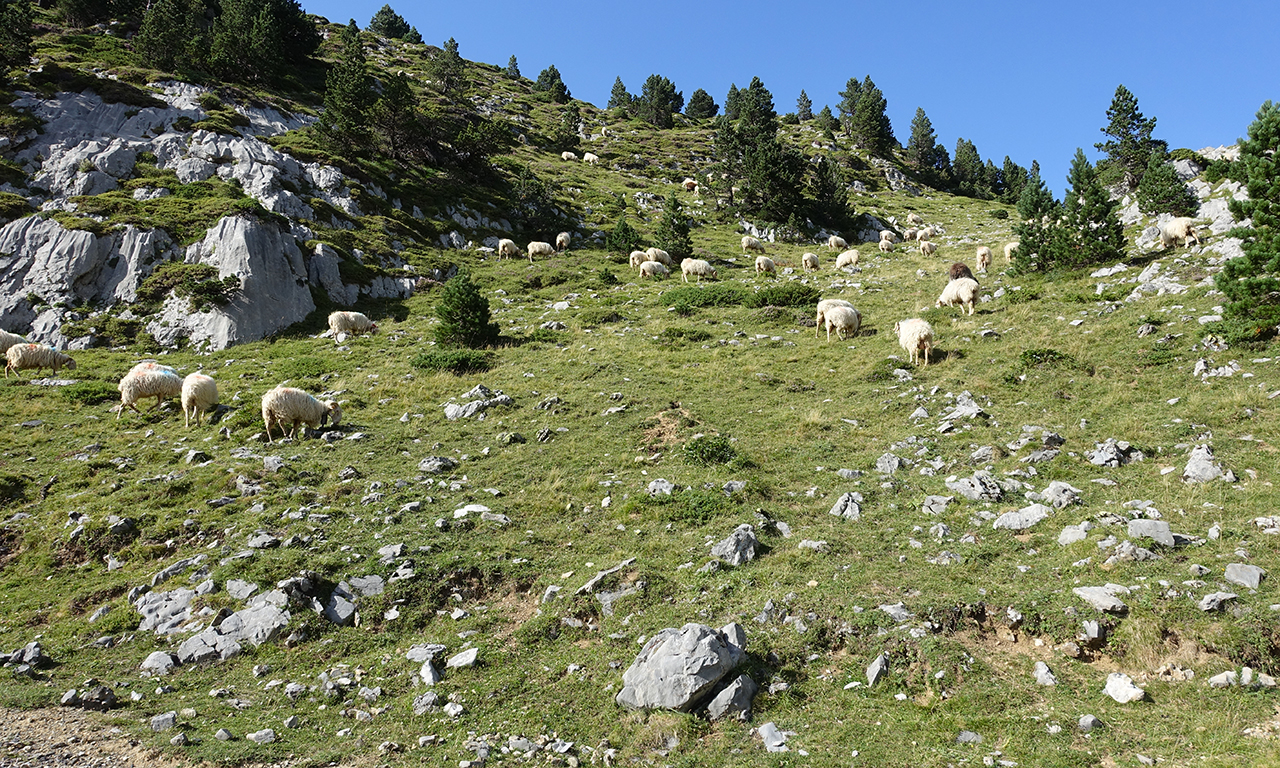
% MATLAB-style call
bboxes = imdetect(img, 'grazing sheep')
[827,235,848,251]
[1160,217,1202,248]
[328,311,378,337]
[639,261,670,279]
[5,343,76,378]
[975,246,992,273]
[645,247,673,266]
[920,241,939,257]
[261,386,342,443]
[802,252,820,272]
[527,241,555,263]
[556,231,571,252]
[835,249,860,269]
[878,239,894,253]
[894,318,934,367]
[682,177,698,192]
[824,305,862,342]
[815,298,856,338]
[916,226,936,241]
[741,236,767,254]
[497,238,522,259]
[906,212,924,226]
[755,255,777,275]
[879,230,898,243]
[902,228,918,242]
[629,250,652,268]
[0,329,29,355]
[583,152,599,165]
[117,363,182,418]
[680,258,717,282]
[560,151,577,162]
[936,277,980,316]
[181,372,219,428]
[949,263,977,283]
[1004,241,1019,263]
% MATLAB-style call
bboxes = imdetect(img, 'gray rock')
[757,721,788,752]
[711,524,758,566]
[348,575,385,597]
[875,453,907,474]
[992,504,1052,531]
[406,643,447,663]
[722,480,747,494]
[1038,481,1082,508]
[616,624,746,711]
[214,728,233,741]
[226,579,258,600]
[945,471,1004,501]
[706,674,758,721]
[1033,661,1057,686]
[151,711,177,731]
[1183,445,1237,483]
[956,730,983,744]
[1058,525,1088,546]
[576,557,637,594]
[1073,586,1128,613]
[140,651,179,676]
[1198,591,1238,612]
[246,729,276,744]
[446,647,479,669]
[1087,439,1144,467]
[417,456,458,474]
[411,692,440,715]
[1103,672,1145,703]
[419,661,442,685]
[647,478,675,496]
[1078,715,1102,733]
[1209,671,1238,688]
[921,495,951,515]
[60,690,81,707]
[1128,519,1174,547]
[828,492,863,521]
[1225,564,1267,590]
[324,585,356,626]
[879,602,912,622]
[866,653,887,686]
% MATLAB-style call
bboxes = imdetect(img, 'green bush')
[661,284,748,309]
[578,307,624,325]
[1169,148,1208,166]
[59,381,118,406]
[433,270,500,348]
[619,488,736,525]
[524,328,565,345]
[683,434,737,465]
[410,349,494,374]
[990,209,1009,220]
[135,262,240,313]
[745,283,820,308]
[0,192,33,222]
[1003,289,1041,305]
[657,327,713,345]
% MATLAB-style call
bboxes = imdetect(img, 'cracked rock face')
[616,623,746,711]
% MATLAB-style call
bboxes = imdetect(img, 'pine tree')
[1052,148,1126,270]
[135,0,202,72]
[1095,84,1166,190]
[905,108,937,168]
[1136,151,1199,217]
[952,138,988,198]
[57,0,101,26]
[634,74,681,128]
[370,71,419,160]
[1011,168,1060,272]
[606,214,641,254]
[723,84,741,120]
[208,0,256,78]
[317,20,373,151]
[433,269,500,349]
[1001,156,1028,204]
[815,105,839,137]
[716,76,804,223]
[607,77,631,110]
[0,0,32,74]
[505,55,520,79]
[849,76,895,157]
[429,37,466,97]
[404,26,421,44]
[807,155,847,226]
[1215,101,1280,343]
[837,77,863,133]
[653,192,693,259]
[368,4,410,38]
[207,0,315,83]
[984,159,1003,199]
[796,90,813,121]
[685,88,717,120]
[533,65,570,103]
[551,103,581,152]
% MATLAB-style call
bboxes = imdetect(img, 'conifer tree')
[807,155,847,226]
[135,0,201,72]
[1011,168,1060,273]
[317,20,373,151]
[430,37,466,97]
[715,76,804,223]
[0,0,32,75]
[208,0,256,78]
[1096,84,1166,190]
[796,90,813,121]
[57,0,100,26]
[653,192,693,259]
[1001,156,1028,204]
[1136,151,1199,217]
[905,108,937,168]
[433,269,499,348]
[634,74,682,128]
[984,159,1003,198]
[370,71,418,160]
[404,26,421,44]
[551,103,581,152]
[685,88,717,120]
[952,138,988,198]
[837,77,863,133]
[849,76,895,157]
[368,4,410,38]
[1052,148,1125,270]
[533,65,570,103]
[723,84,741,121]
[207,0,315,83]
[607,77,632,111]
[815,105,839,137]
[1215,101,1280,342]
[606,214,641,254]
[505,55,520,79]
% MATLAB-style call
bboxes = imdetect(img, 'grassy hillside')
[2,10,1279,768]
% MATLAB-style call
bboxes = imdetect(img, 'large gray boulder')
[1182,445,1237,484]
[616,623,747,711]
[710,524,758,566]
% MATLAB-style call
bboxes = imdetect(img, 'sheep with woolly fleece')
[827,235,847,251]
[906,212,924,226]
[0,329,28,355]
[975,246,992,273]
[920,241,939,257]
[5,343,76,378]
[117,363,181,418]
[638,261,670,279]
[948,263,977,283]
[835,249,860,269]
[682,177,698,192]
[645,247,673,266]
[583,152,599,165]
[741,236,767,254]
[629,250,652,268]
[878,239,894,253]
[527,241,555,262]
[1004,241,1019,263]
[824,305,861,342]
[560,151,577,162]
[262,386,342,443]
[936,277,980,316]
[902,228,918,242]
[328,311,377,337]
[497,238,522,259]
[879,229,899,243]
[802,252,820,272]
[893,318,934,367]
[181,372,218,428]
[556,231,571,252]
[814,298,856,338]
[1159,217,1201,248]
[755,255,776,275]
[916,226,936,241]
[680,258,717,282]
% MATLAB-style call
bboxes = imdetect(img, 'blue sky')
[301,0,1277,197]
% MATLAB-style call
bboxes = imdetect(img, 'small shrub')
[410,350,493,374]
[59,381,119,407]
[524,328,564,345]
[620,488,736,525]
[656,327,713,345]
[1003,289,1041,305]
[661,284,748,309]
[0,474,27,507]
[578,307,624,325]
[745,283,820,309]
[990,209,1009,220]
[1138,348,1178,367]
[864,357,902,382]
[1018,348,1077,368]
[434,270,500,348]
[1169,148,1208,166]
[136,262,239,313]
[596,268,619,287]
[683,434,737,465]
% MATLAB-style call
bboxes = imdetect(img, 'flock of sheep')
[1,312,373,442]
[497,232,572,263]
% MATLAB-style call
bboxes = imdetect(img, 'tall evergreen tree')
[317,20,373,151]
[1096,84,1166,190]
[607,77,632,111]
[533,65,570,103]
[1001,156,1028,204]
[1011,168,1060,273]
[429,37,466,96]
[634,74,682,128]
[370,71,418,160]
[796,90,813,121]
[723,84,741,121]
[1136,151,1199,217]
[849,76,895,157]
[505,55,520,79]
[57,0,102,26]
[905,108,937,168]
[208,0,256,78]
[207,0,315,83]
[1215,101,1280,342]
[836,77,863,133]
[135,0,201,72]
[368,4,410,38]
[815,105,839,136]
[685,88,717,120]
[404,26,421,44]
[984,159,1003,199]
[0,0,32,75]
[952,138,988,198]
[653,192,693,259]
[1051,148,1126,270]
[715,76,804,223]
[807,155,847,226]
[551,103,581,152]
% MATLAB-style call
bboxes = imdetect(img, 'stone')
[1058,525,1088,546]
[226,579,258,600]
[875,453,907,473]
[411,692,440,714]
[828,492,863,521]
[992,504,1052,531]
[1103,672,1145,703]
[879,602,912,622]
[140,651,179,676]
[446,647,479,669]
[866,653,888,686]
[616,624,746,711]
[1182,445,1236,483]
[417,456,458,474]
[956,730,983,744]
[1225,564,1266,590]
[1198,591,1238,612]
[1073,586,1128,613]
[1128,519,1174,547]
[1038,481,1082,508]
[647,478,675,496]
[1033,661,1057,686]
[1078,715,1102,733]
[247,729,276,744]
[711,524,758,566]
[706,674,758,721]
[324,585,356,626]
[757,722,788,752]
[1087,439,1144,467]
[215,728,233,741]
[419,662,442,685]
[1209,671,1237,688]
[151,711,177,731]
[945,471,1004,501]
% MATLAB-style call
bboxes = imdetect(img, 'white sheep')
[639,261,670,279]
[906,212,924,226]
[741,236,767,254]
[827,235,847,251]
[835,249,860,269]
[755,255,776,275]
[894,318,934,367]
[497,238,522,259]
[560,151,577,162]
[328,311,378,337]
[878,239,894,253]
[802,252,819,272]
[936,277,980,316]
[682,177,698,192]
[646,247,673,266]
[583,152,599,165]
[181,372,219,428]
[814,298,856,338]
[1004,241,1019,263]
[879,230,898,243]
[5,343,76,378]
[527,241,555,263]
[1160,217,1201,248]
[916,226,936,242]
[0,329,28,355]
[117,363,182,418]
[680,258,717,282]
[629,250,652,268]
[975,246,992,273]
[920,241,939,257]
[902,228,918,242]
[261,386,343,443]
[555,231,571,252]
[824,305,861,342]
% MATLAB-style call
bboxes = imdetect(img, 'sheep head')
[323,400,343,428]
